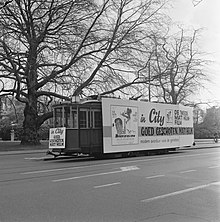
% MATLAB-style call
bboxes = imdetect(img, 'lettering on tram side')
[140,114,146,123]
[139,107,193,145]
[140,127,193,137]
[149,108,165,126]
[174,109,182,125]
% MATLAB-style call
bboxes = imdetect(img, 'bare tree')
[0,0,168,144]
[150,28,207,104]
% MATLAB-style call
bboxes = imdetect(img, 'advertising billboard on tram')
[102,98,193,153]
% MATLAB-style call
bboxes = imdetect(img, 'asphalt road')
[0,148,220,222]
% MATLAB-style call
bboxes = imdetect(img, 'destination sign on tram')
[49,127,66,149]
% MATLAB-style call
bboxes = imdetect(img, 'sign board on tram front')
[49,127,66,149]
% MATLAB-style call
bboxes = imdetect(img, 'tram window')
[79,110,101,128]
[72,110,78,128]
[80,110,87,128]
[64,107,70,128]
[55,108,62,127]
[94,111,102,128]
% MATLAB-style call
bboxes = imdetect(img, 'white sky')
[169,0,220,106]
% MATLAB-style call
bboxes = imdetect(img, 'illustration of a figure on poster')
[111,106,138,145]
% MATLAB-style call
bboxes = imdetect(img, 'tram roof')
[51,99,101,108]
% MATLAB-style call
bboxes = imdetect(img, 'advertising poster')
[139,103,179,147]
[102,98,194,153]
[49,127,66,149]
[139,103,193,147]
[111,105,138,145]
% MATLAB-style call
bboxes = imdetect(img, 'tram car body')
[48,97,194,157]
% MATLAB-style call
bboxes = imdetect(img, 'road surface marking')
[21,167,82,175]
[179,170,197,174]
[141,181,220,203]
[52,170,122,182]
[52,166,139,182]
[24,157,46,160]
[94,182,121,189]
[120,166,139,171]
[21,151,220,175]
[146,175,165,179]
[208,165,220,169]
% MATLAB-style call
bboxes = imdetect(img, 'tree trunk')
[21,104,41,145]
[20,41,41,145]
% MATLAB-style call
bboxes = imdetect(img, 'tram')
[47,96,194,158]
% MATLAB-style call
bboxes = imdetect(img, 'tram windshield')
[54,106,78,128]
[54,107,62,127]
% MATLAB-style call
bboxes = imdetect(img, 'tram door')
[79,107,103,154]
